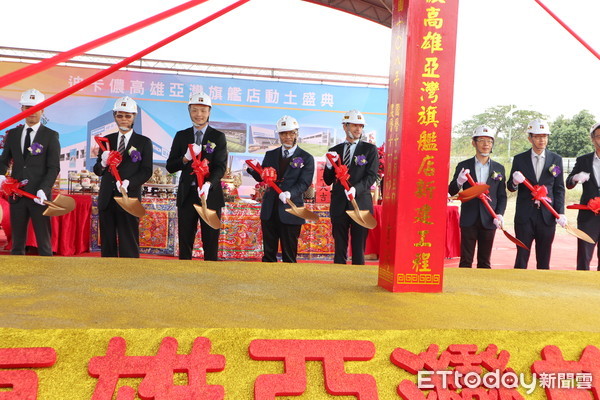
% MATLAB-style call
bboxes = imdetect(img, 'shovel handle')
[94,136,123,184]
[245,160,283,195]
[521,178,560,219]
[465,173,498,219]
[188,144,205,187]
[325,153,354,200]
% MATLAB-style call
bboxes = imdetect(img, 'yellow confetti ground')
[1,255,599,398]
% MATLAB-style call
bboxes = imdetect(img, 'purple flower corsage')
[128,146,141,162]
[491,171,503,181]
[29,142,44,155]
[354,154,367,166]
[290,157,304,168]
[549,164,561,177]
[205,141,216,154]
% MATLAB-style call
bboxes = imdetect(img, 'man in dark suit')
[323,109,379,265]
[508,118,566,269]
[448,125,507,268]
[166,92,227,261]
[0,89,60,256]
[566,122,600,270]
[93,96,153,258]
[247,116,315,263]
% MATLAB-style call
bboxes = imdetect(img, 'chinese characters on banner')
[0,338,598,398]
[379,0,460,292]
[67,74,337,109]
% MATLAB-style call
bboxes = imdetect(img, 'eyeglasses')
[475,139,493,144]
[115,114,133,119]
[279,132,297,137]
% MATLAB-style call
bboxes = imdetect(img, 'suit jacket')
[166,125,227,209]
[566,152,600,225]
[323,140,379,219]
[248,146,315,225]
[448,157,507,230]
[508,149,565,225]
[93,131,153,211]
[0,124,60,202]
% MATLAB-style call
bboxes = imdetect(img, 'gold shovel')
[189,144,223,229]
[115,186,146,218]
[245,160,319,222]
[522,178,595,244]
[95,136,146,219]
[193,196,222,230]
[2,178,76,217]
[325,153,376,229]
[42,194,76,217]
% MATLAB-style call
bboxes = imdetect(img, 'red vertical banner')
[378,0,459,292]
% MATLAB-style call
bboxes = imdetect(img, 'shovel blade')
[501,229,529,250]
[346,209,377,229]
[458,184,490,202]
[195,198,221,230]
[565,224,595,244]
[285,206,319,222]
[114,195,146,218]
[42,194,76,217]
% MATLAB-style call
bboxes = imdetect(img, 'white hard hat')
[113,96,137,113]
[589,122,600,136]
[342,109,366,125]
[20,89,45,106]
[276,115,299,133]
[472,125,495,138]
[189,91,212,107]
[527,118,551,135]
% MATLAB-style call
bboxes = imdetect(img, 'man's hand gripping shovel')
[1,177,75,217]
[325,153,377,229]
[520,177,594,244]
[465,173,528,250]
[188,144,221,230]
[245,160,319,222]
[95,136,145,218]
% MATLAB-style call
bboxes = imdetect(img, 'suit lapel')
[524,149,537,182]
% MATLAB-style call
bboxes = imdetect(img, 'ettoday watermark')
[418,370,593,395]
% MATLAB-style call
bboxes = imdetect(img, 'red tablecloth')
[445,205,461,258]
[0,194,91,256]
[364,204,461,258]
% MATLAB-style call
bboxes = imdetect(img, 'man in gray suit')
[0,89,60,256]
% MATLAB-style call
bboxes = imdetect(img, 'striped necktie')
[118,134,126,156]
[343,142,351,166]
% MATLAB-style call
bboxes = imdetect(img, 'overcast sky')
[2,0,599,125]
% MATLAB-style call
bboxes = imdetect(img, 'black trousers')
[514,208,556,269]
[459,218,496,268]
[332,213,368,265]
[9,198,52,256]
[261,204,302,263]
[576,217,600,270]
[99,197,140,258]
[178,193,221,261]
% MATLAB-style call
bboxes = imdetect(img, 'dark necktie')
[24,127,32,157]
[196,131,203,145]
[283,149,289,158]
[343,142,351,166]
[118,134,126,156]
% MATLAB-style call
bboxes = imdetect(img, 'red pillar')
[378,0,460,292]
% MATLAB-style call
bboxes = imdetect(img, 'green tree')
[548,110,596,157]
[452,105,545,161]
